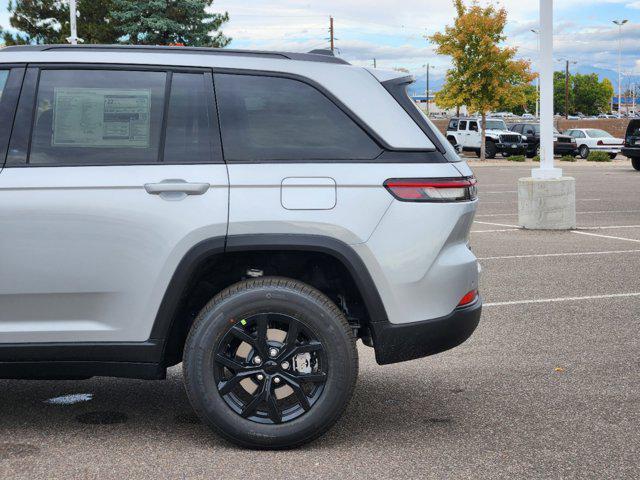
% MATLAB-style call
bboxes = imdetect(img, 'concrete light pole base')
[518,177,576,229]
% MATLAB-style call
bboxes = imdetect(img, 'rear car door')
[0,65,229,343]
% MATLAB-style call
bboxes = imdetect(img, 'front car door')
[0,65,229,344]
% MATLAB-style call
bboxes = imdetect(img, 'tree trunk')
[480,111,487,161]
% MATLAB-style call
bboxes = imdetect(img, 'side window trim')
[6,64,222,168]
[0,67,26,169]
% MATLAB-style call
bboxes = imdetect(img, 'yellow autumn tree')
[430,0,535,160]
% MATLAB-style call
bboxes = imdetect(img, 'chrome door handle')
[144,179,210,200]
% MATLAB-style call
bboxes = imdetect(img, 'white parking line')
[471,229,520,233]
[477,209,640,218]
[478,249,640,260]
[484,292,640,307]
[572,230,640,243]
[480,191,517,194]
[474,220,521,228]
[582,224,640,230]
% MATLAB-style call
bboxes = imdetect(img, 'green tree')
[3,0,121,45]
[112,0,230,47]
[495,83,538,116]
[430,0,534,160]
[573,74,613,115]
[553,70,573,116]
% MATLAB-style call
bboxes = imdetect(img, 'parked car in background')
[621,119,640,170]
[510,123,577,158]
[446,117,525,158]
[564,128,624,159]
[521,113,535,120]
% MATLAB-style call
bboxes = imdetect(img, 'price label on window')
[52,88,151,148]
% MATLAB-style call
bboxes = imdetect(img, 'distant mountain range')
[409,65,640,97]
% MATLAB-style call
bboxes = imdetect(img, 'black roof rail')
[0,44,351,65]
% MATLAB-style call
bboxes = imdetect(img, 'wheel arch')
[151,234,389,366]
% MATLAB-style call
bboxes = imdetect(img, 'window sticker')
[52,88,151,148]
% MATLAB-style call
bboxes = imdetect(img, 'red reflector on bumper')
[458,290,478,307]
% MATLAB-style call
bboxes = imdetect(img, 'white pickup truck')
[446,117,526,159]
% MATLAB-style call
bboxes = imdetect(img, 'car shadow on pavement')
[0,363,469,452]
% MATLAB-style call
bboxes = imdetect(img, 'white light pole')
[613,19,628,118]
[66,0,80,45]
[531,29,540,118]
[422,63,435,115]
[534,0,560,179]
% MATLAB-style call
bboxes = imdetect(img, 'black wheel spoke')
[255,314,269,352]
[218,370,256,396]
[214,353,244,371]
[265,385,282,423]
[283,370,327,385]
[286,340,323,359]
[241,385,266,418]
[281,375,311,411]
[229,325,256,346]
[285,320,299,348]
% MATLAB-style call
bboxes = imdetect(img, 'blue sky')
[1,0,639,78]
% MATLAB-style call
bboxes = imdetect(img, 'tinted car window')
[30,69,166,165]
[511,124,522,133]
[215,74,381,161]
[458,120,467,130]
[164,73,220,163]
[0,70,9,100]
[469,121,478,132]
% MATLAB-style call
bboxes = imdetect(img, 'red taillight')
[384,177,477,202]
[458,290,478,307]
[597,140,604,146]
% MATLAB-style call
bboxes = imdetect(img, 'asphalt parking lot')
[1,161,639,479]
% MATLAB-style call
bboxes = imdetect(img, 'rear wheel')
[579,145,590,159]
[485,140,497,159]
[182,277,358,449]
[632,157,640,171]
[609,153,617,160]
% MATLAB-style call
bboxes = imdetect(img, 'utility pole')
[565,60,570,119]
[531,29,540,117]
[613,19,628,117]
[423,63,435,116]
[67,0,79,45]
[373,58,377,68]
[329,16,335,53]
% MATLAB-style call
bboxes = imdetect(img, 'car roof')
[0,44,350,65]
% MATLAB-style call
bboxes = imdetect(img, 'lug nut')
[253,356,262,365]
[281,361,290,370]
[256,374,264,381]
[269,348,279,357]
[273,376,281,384]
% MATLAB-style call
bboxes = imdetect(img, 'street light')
[613,19,628,117]
[531,29,540,118]
[422,63,436,115]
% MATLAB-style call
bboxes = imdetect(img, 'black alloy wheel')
[213,312,327,425]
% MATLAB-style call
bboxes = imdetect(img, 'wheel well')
[160,249,372,366]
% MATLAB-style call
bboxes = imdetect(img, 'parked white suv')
[0,45,481,448]
[447,117,526,158]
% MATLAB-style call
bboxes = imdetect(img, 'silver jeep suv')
[0,45,481,448]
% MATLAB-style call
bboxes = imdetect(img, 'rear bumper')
[554,143,577,154]
[622,147,640,158]
[370,298,482,365]
[591,146,622,154]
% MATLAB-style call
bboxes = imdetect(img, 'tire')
[632,157,640,171]
[609,153,617,160]
[485,140,497,159]
[182,276,358,449]
[447,136,456,146]
[579,145,590,159]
